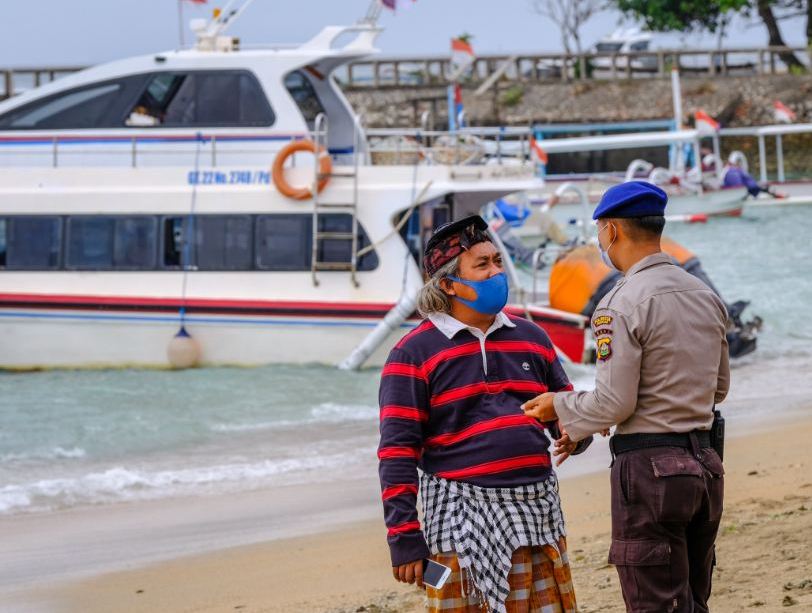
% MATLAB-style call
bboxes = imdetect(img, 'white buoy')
[167,326,201,369]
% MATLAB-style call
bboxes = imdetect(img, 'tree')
[612,0,807,71]
[530,0,604,55]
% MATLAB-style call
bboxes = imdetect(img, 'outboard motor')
[549,238,762,359]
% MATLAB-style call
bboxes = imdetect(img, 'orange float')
[272,140,332,200]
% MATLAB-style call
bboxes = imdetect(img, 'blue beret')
[592,181,668,220]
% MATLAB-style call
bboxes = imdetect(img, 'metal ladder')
[310,113,362,287]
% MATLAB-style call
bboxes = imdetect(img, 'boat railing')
[719,123,812,183]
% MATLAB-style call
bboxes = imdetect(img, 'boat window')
[595,42,623,53]
[0,76,148,130]
[193,215,253,270]
[114,217,158,269]
[5,217,61,269]
[67,217,115,269]
[255,213,378,271]
[67,216,157,269]
[161,217,189,269]
[629,41,649,52]
[0,220,6,267]
[255,214,310,271]
[126,71,275,128]
[284,70,325,129]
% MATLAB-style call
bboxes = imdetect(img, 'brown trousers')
[608,444,724,613]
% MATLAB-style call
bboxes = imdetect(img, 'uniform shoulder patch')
[593,314,613,327]
[594,328,613,337]
[596,337,612,361]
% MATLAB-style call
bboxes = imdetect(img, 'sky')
[0,0,808,68]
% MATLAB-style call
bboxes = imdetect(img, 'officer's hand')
[393,560,425,589]
[553,428,577,466]
[521,392,557,422]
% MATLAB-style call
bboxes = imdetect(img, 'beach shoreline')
[3,408,810,613]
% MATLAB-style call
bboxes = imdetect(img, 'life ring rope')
[272,139,332,200]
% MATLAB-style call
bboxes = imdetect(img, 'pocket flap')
[609,539,670,566]
[651,455,703,478]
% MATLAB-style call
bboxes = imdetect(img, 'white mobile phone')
[423,558,452,589]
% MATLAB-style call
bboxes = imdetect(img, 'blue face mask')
[597,222,619,272]
[448,272,509,315]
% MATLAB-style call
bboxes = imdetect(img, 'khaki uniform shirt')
[554,252,730,442]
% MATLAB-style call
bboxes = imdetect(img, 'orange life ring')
[272,140,332,200]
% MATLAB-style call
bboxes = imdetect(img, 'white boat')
[0,4,590,370]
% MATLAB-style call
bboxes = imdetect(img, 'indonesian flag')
[182,0,207,3]
[694,109,720,134]
[773,100,796,124]
[451,37,475,77]
[381,0,416,10]
[529,137,549,165]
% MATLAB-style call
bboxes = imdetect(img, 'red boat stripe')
[382,484,418,500]
[387,520,421,536]
[378,446,421,460]
[436,454,551,480]
[424,414,536,448]
[380,405,428,422]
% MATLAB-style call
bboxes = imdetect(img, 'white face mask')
[597,222,619,272]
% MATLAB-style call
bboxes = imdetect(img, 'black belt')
[610,431,711,456]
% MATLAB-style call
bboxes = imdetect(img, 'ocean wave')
[0,446,87,464]
[0,446,376,515]
[209,402,378,434]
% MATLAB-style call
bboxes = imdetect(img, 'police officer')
[522,181,730,613]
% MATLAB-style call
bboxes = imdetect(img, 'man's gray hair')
[416,256,460,317]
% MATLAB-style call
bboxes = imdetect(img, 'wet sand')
[8,413,810,613]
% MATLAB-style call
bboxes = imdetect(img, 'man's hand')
[393,560,424,589]
[553,428,577,466]
[521,392,558,423]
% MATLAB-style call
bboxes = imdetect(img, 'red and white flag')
[182,0,207,4]
[529,137,549,165]
[381,0,416,10]
[450,37,475,78]
[694,109,720,134]
[773,100,796,124]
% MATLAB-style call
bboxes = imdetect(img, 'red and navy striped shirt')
[377,311,574,566]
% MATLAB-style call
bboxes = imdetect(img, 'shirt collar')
[428,310,516,340]
[625,252,673,277]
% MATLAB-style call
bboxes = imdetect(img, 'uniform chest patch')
[593,315,613,327]
[597,337,612,361]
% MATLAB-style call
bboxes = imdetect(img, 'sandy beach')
[4,411,808,613]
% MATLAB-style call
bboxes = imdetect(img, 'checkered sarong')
[420,473,568,613]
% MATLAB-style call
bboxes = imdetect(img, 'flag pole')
[178,0,185,47]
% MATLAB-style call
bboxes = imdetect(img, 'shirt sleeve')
[553,307,642,442]
[715,331,731,404]
[377,347,431,567]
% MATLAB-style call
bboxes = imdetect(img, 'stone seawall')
[346,75,812,178]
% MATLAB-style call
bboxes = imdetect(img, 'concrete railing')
[1,46,809,100]
[338,46,812,88]
[0,66,85,100]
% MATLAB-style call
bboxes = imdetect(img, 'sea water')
[1,205,810,515]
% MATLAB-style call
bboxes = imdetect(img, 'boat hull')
[0,297,588,370]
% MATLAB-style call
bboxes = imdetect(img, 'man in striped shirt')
[378,215,590,613]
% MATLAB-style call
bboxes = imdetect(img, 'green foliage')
[501,85,524,107]
[456,32,474,44]
[611,0,750,32]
